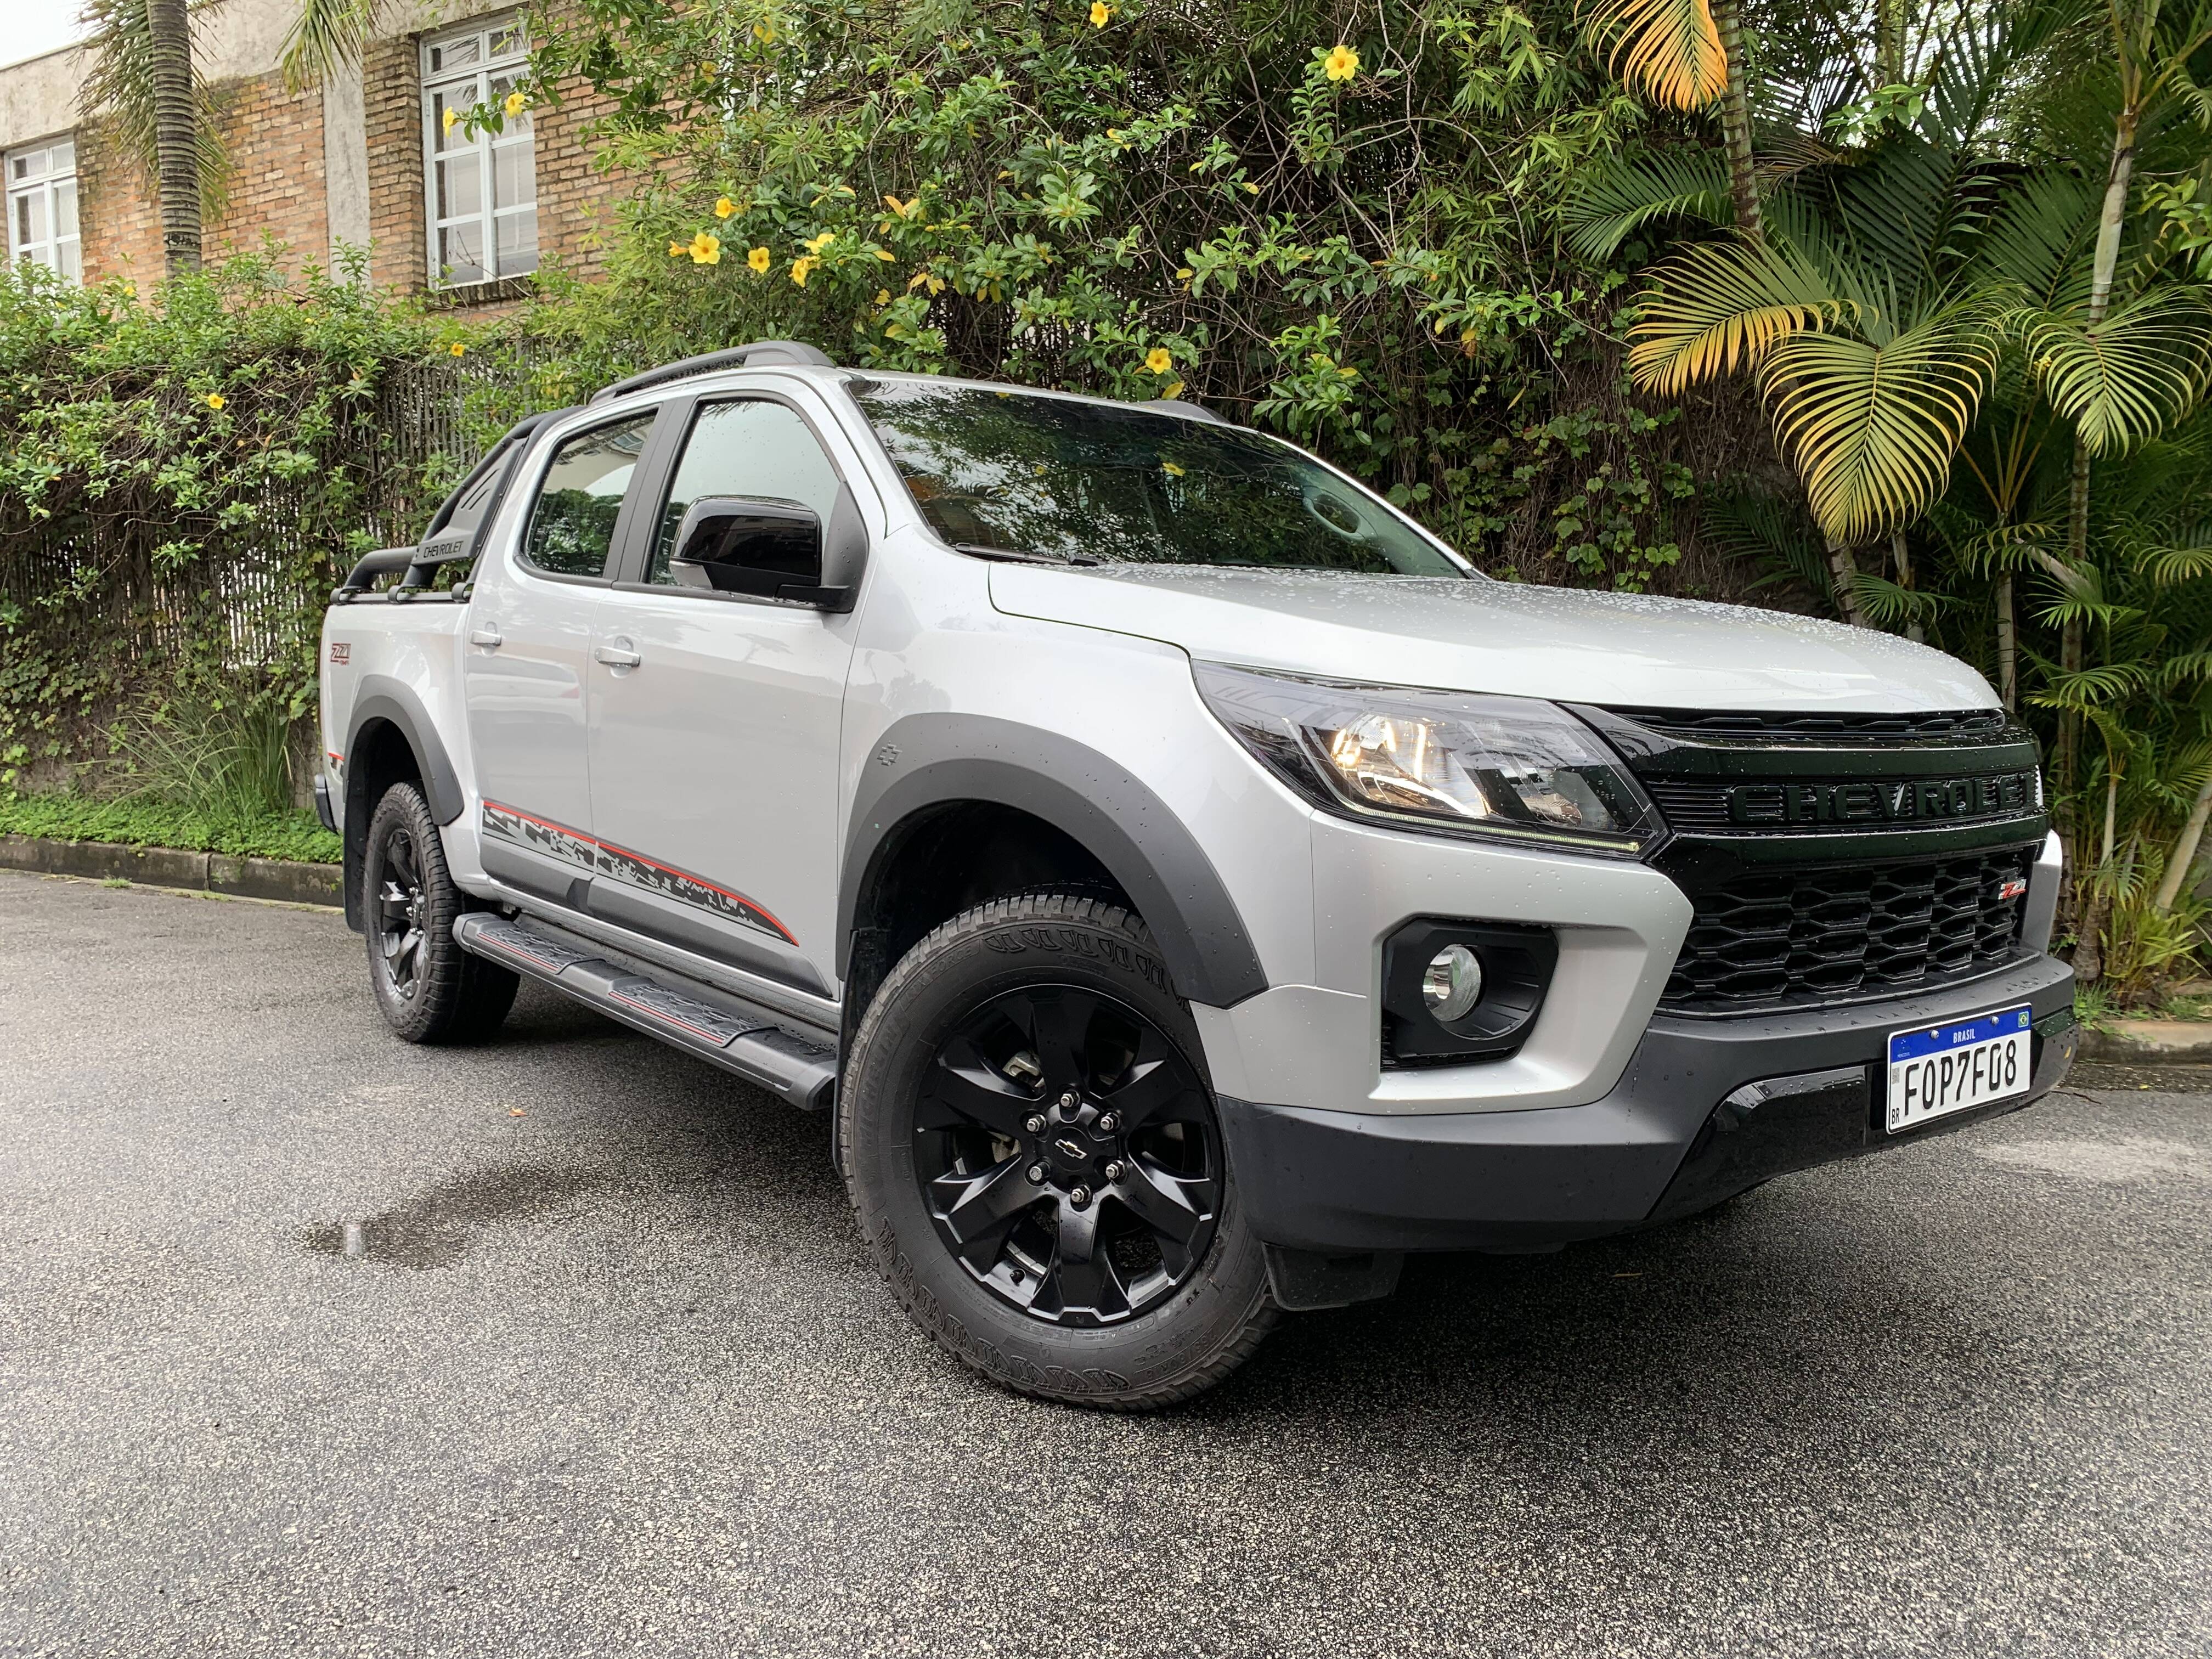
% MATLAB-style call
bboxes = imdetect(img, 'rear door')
[583,391,866,998]
[463,405,663,907]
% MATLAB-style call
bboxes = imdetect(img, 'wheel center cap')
[1047,1132,1093,1174]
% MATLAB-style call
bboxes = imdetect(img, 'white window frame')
[419,16,538,289]
[7,134,80,284]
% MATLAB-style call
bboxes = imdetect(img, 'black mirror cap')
[668,488,865,612]
[1380,918,1558,1066]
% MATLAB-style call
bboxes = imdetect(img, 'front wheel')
[362,780,517,1044]
[839,891,1277,1408]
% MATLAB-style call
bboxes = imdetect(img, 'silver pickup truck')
[318,341,2076,1407]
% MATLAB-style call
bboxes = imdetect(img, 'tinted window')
[649,400,845,584]
[850,381,1465,576]
[521,412,655,577]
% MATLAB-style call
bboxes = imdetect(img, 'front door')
[585,394,864,998]
[463,406,660,906]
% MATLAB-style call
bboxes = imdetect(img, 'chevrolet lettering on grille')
[1726,772,2036,828]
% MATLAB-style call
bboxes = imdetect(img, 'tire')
[839,890,1278,1409]
[362,780,517,1045]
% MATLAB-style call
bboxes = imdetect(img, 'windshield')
[849,380,1467,576]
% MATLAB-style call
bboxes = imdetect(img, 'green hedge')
[0,792,341,865]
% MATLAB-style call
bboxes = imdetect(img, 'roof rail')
[589,340,836,405]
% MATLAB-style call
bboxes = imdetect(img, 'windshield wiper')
[951,543,1103,567]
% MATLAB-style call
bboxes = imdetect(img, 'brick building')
[0,0,618,305]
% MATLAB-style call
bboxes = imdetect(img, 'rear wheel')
[363,781,517,1044]
[839,891,1277,1408]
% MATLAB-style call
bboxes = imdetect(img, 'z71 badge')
[328,641,351,664]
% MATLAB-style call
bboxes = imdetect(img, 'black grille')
[1660,846,2034,1013]
[1643,770,2040,834]
[1617,707,2010,743]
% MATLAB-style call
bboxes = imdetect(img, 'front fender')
[839,714,1268,1009]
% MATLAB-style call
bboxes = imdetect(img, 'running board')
[454,912,838,1111]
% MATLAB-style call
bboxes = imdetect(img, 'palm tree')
[1582,0,1763,244]
[82,0,221,277]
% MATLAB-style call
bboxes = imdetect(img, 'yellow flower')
[1162,380,1184,399]
[791,256,820,285]
[1144,346,1174,375]
[1162,460,1184,476]
[747,245,771,273]
[699,60,717,76]
[1090,1,1111,25]
[802,231,838,253]
[874,288,891,305]
[442,106,459,134]
[752,20,775,42]
[689,232,722,264]
[449,342,467,357]
[1323,43,1359,81]
[503,89,526,118]
[714,196,736,218]
[204,392,225,410]
[670,240,689,257]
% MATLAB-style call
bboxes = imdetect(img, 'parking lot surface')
[3,869,2209,1658]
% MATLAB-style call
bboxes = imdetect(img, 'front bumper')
[1220,952,2078,1255]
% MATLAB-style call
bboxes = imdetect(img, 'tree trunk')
[1995,572,2017,710]
[148,0,201,277]
[1889,527,1922,641]
[2154,774,2212,912]
[1709,0,1762,247]
[2073,879,2111,984]
[1824,532,1866,625]
[1876,0,1905,86]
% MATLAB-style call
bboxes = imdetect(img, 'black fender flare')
[839,714,1268,1008]
[341,679,466,930]
[346,679,466,826]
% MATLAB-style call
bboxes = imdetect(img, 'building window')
[7,137,80,283]
[420,18,537,287]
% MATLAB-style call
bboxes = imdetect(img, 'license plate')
[1885,1004,2033,1133]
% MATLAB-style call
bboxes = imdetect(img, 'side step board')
[454,912,838,1111]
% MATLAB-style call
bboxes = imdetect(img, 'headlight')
[1193,662,1661,856]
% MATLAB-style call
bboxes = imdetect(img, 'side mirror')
[668,487,864,611]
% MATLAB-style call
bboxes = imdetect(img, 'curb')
[2078,1020,2212,1065]
[0,833,342,907]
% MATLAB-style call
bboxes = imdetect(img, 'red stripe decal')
[481,799,798,946]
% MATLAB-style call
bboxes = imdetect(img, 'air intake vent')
[1658,846,2033,1014]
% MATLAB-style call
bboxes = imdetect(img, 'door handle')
[468,624,503,648]
[595,641,642,668]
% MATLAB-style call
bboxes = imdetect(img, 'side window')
[648,400,845,584]
[521,413,655,578]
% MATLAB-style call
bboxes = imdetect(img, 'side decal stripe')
[480,799,798,946]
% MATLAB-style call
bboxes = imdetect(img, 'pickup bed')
[320,341,2076,1407]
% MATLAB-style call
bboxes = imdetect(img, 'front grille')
[1617,707,2010,743]
[1659,845,2034,1014]
[1643,770,2040,834]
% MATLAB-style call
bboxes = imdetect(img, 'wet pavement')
[3,869,2209,1658]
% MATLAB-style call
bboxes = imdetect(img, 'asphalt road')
[4,870,2210,1659]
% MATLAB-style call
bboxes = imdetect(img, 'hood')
[989,565,1998,713]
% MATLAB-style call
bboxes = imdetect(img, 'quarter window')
[522,414,656,578]
[420,19,537,287]
[7,137,79,284]
[649,401,845,584]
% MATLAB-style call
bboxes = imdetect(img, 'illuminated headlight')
[1193,663,1660,855]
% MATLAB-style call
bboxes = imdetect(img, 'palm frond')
[2017,286,2212,455]
[281,0,382,92]
[1699,486,1831,598]
[1760,300,2001,541]
[1627,236,1848,395]
[1559,148,1731,261]
[1582,0,1727,112]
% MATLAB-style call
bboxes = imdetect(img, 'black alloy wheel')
[375,826,430,1002]
[915,984,1221,1326]
[362,780,518,1044]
